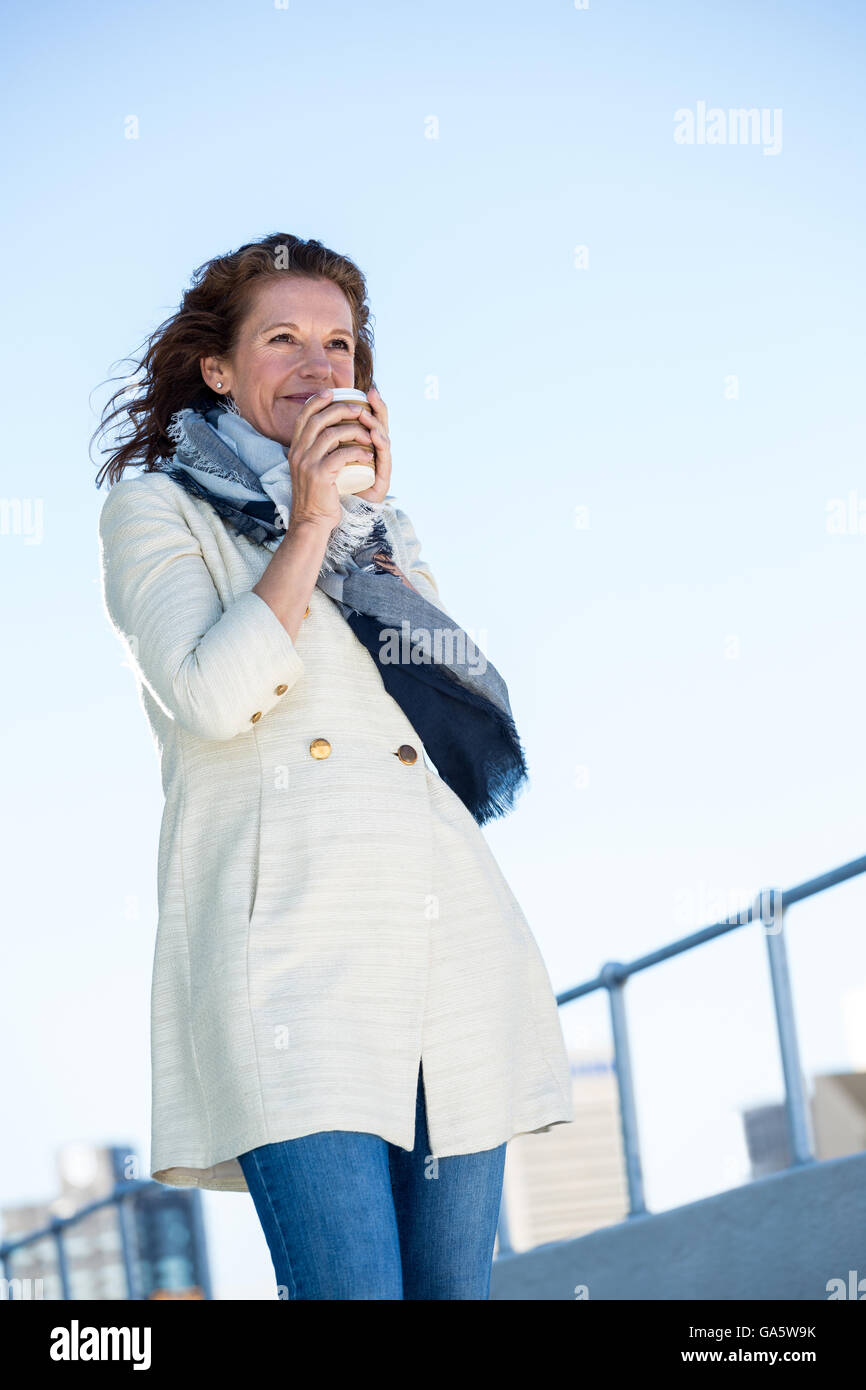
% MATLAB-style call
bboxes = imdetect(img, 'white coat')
[97,470,574,1191]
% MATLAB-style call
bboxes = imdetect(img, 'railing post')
[188,1189,213,1301]
[116,1192,141,1300]
[51,1221,72,1300]
[603,961,647,1216]
[495,1191,514,1258]
[757,888,816,1166]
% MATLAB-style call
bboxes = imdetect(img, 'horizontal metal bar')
[557,852,866,1007]
[0,1179,155,1260]
[779,853,866,907]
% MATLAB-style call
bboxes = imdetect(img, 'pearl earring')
[215,381,223,389]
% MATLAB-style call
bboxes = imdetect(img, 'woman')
[94,233,574,1300]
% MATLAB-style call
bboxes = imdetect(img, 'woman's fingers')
[354,386,391,502]
[287,394,361,527]
[293,394,367,458]
[288,385,389,511]
[294,415,374,472]
[360,387,388,441]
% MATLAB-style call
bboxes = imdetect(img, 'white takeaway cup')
[324,387,376,496]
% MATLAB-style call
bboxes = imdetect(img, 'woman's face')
[201,275,358,446]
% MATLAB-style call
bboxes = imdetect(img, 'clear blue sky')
[2,0,865,1297]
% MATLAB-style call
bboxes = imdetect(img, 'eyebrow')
[258,321,355,340]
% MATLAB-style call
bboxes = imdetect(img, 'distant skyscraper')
[742,1070,866,1179]
[742,1104,792,1178]
[0,1142,210,1299]
[810,1071,866,1160]
[496,1049,629,1254]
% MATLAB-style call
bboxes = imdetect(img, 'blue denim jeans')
[237,1061,507,1299]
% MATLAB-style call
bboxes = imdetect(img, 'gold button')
[304,605,310,618]
[250,711,262,723]
[309,738,331,759]
[275,684,288,695]
[396,744,418,765]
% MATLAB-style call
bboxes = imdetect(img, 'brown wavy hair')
[91,232,376,488]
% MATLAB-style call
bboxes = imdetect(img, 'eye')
[268,333,352,350]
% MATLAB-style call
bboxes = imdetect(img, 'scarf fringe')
[436,667,530,822]
[318,495,390,576]
[166,410,256,490]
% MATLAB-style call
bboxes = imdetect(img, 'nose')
[295,345,331,381]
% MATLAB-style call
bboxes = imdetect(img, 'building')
[742,1070,866,1178]
[0,1142,211,1299]
[496,1049,629,1254]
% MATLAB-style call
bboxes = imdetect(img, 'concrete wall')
[491,1151,866,1300]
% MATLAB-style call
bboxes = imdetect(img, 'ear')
[200,354,231,394]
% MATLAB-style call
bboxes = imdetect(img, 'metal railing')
[0,1178,210,1300]
[8,856,863,1285]
[497,852,866,1252]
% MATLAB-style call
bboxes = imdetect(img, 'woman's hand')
[354,386,392,503]
[285,390,377,534]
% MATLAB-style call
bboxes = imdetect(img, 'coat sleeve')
[97,473,305,741]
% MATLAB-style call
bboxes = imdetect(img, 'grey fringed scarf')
[156,399,529,825]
